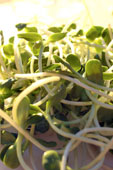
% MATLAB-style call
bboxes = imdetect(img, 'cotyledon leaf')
[42,150,60,170]
[3,144,20,169]
[15,23,27,31]
[66,54,81,72]
[1,131,16,145]
[86,26,103,41]
[85,59,103,85]
[37,139,57,147]
[18,32,42,42]
[16,96,30,127]
[47,32,67,42]
[48,26,63,33]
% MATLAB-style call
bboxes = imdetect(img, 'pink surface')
[0,129,113,170]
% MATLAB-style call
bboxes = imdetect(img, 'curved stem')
[15,72,113,98]
[14,36,24,73]
[61,139,75,170]
[0,109,63,153]
[29,125,37,170]
[16,133,32,170]
[12,76,60,124]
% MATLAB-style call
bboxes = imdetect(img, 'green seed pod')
[42,150,60,170]
[3,144,20,169]
[85,59,103,85]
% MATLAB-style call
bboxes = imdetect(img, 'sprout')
[0,21,113,170]
[42,150,60,170]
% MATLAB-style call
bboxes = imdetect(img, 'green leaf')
[0,79,14,100]
[44,63,60,71]
[80,89,90,101]
[54,103,62,112]
[54,113,68,121]
[1,131,16,145]
[35,118,49,133]
[3,43,14,56]
[94,54,100,60]
[24,26,38,32]
[101,52,108,66]
[17,96,30,127]
[66,166,74,170]
[48,85,67,107]
[3,144,20,169]
[94,38,104,53]
[86,26,103,41]
[103,72,113,80]
[37,139,57,147]
[1,78,14,88]
[55,123,69,141]
[98,107,113,122]
[75,29,83,36]
[9,36,14,43]
[42,150,60,170]
[0,145,10,161]
[11,79,29,90]
[67,23,76,31]
[53,55,63,63]
[48,32,67,42]
[43,46,49,52]
[66,54,81,71]
[21,53,32,70]
[69,85,83,99]
[101,28,112,45]
[70,127,79,134]
[28,41,41,55]
[48,26,62,33]
[85,59,103,85]
[53,55,79,79]
[26,113,44,125]
[18,46,32,72]
[102,65,108,72]
[29,104,43,113]
[15,23,27,31]
[18,32,42,42]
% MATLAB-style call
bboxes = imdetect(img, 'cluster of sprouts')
[0,22,113,170]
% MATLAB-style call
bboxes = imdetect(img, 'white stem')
[61,139,75,170]
[16,134,32,170]
[14,36,24,73]
[15,72,113,92]
[61,99,92,106]
[15,72,113,99]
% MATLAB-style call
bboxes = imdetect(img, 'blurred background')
[0,0,113,38]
